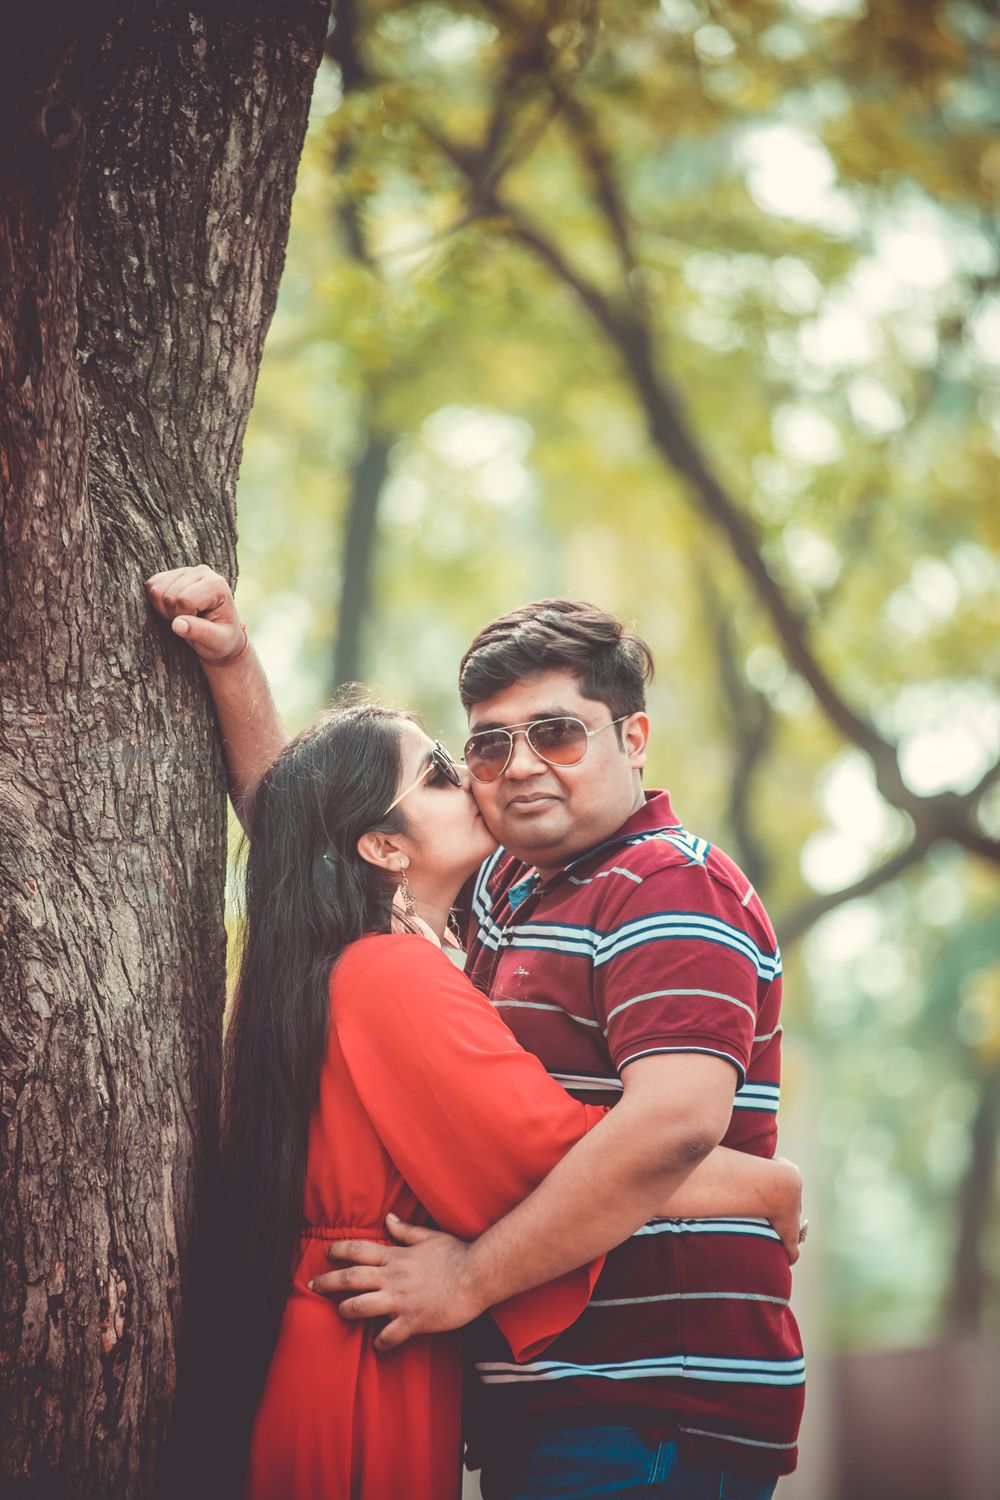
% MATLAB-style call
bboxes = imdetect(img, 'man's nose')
[504,729,547,778]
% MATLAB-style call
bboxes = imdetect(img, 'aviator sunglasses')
[463,715,631,785]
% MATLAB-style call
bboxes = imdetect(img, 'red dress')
[245,933,607,1500]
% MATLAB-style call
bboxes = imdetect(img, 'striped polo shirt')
[460,790,804,1477]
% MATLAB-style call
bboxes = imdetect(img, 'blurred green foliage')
[234,0,1000,1347]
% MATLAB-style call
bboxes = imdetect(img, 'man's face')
[465,669,649,875]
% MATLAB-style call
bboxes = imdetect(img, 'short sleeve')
[592,869,776,1088]
[331,935,607,1360]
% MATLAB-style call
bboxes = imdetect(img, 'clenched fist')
[145,565,245,666]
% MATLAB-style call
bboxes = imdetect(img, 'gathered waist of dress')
[299,1223,394,1244]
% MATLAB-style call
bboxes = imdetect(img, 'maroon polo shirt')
[460,791,804,1477]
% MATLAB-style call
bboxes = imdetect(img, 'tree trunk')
[332,416,391,691]
[945,1073,999,1336]
[0,5,327,1496]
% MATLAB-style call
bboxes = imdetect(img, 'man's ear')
[624,712,649,771]
[357,830,406,872]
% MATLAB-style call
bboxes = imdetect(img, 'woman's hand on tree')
[145,564,245,665]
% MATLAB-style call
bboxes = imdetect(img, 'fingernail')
[307,1280,315,1292]
[174,618,188,635]
[387,1212,399,1223]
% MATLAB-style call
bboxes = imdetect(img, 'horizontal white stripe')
[733,1083,780,1112]
[502,931,595,958]
[680,1425,798,1451]
[753,1025,782,1044]
[491,998,602,1029]
[550,1073,623,1092]
[741,883,755,907]
[632,1216,781,1242]
[597,931,778,982]
[476,1354,803,1374]
[587,1291,790,1308]
[497,913,779,980]
[643,1214,771,1226]
[569,865,644,886]
[596,915,780,979]
[476,1354,805,1387]
[606,987,756,1026]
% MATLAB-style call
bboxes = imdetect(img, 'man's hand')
[308,1216,482,1352]
[145,564,244,665]
[770,1158,804,1265]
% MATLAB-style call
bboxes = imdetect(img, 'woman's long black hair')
[176,703,413,1497]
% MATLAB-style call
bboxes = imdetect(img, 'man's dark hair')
[459,599,655,727]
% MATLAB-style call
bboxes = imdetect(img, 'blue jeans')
[479,1425,779,1500]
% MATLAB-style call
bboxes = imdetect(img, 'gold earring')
[398,868,415,914]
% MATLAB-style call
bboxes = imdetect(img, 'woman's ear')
[357,830,406,872]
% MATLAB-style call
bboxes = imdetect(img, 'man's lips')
[503,792,560,811]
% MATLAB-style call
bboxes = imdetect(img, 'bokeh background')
[230,2,1000,1494]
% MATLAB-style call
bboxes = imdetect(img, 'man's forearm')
[462,1096,711,1314]
[202,647,290,811]
[663,1144,791,1220]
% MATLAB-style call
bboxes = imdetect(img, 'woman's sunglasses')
[463,715,629,785]
[383,740,463,814]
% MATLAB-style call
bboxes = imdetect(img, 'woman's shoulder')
[330,932,450,999]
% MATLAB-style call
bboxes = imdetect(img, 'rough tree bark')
[0,4,328,1496]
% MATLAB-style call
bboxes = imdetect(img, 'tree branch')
[417,126,1000,877]
[950,824,1000,865]
[968,751,1000,804]
[698,564,775,891]
[777,837,929,947]
[497,196,906,765]
[326,20,1000,926]
[545,75,639,287]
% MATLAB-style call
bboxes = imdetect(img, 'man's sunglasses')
[463,715,630,785]
[383,740,462,815]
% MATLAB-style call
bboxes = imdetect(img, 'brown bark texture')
[0,4,328,1496]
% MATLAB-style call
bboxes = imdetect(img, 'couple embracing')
[146,567,805,1500]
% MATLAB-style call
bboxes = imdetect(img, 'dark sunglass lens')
[465,731,510,782]
[528,717,588,764]
[432,745,462,787]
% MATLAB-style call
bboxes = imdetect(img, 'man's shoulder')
[585,825,743,896]
[587,828,776,940]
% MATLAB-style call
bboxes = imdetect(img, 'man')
[146,566,804,1499]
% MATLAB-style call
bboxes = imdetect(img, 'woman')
[208,703,799,1500]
